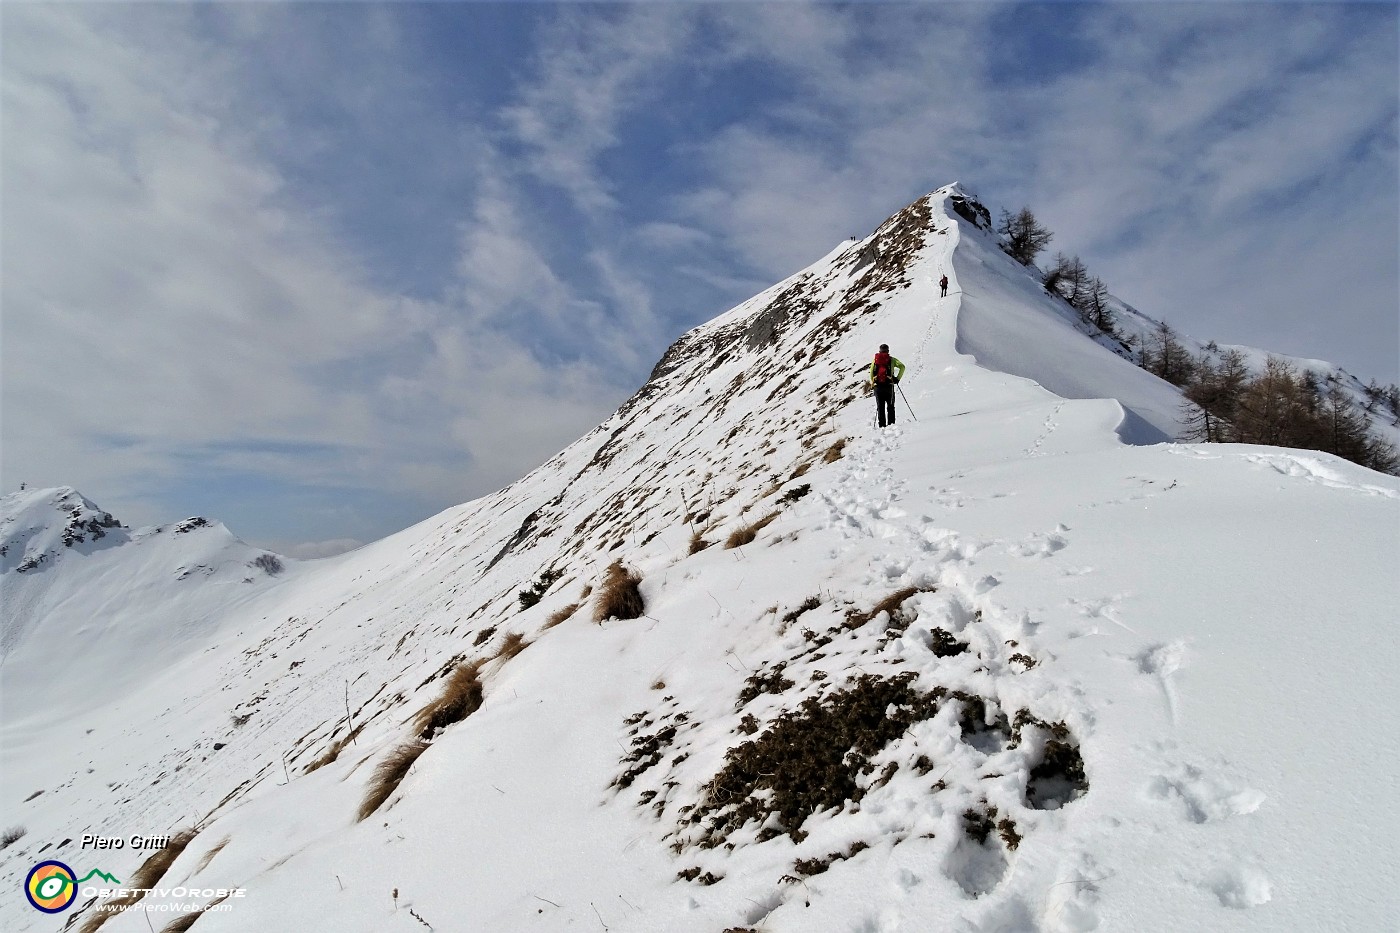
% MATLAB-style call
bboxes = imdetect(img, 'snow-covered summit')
[1,188,1395,933]
[0,485,129,574]
[0,486,293,727]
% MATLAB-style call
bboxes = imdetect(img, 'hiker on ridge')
[868,344,906,428]
[939,274,949,297]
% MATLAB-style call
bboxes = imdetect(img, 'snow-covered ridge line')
[2,185,1395,933]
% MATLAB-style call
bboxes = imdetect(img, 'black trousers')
[875,383,896,427]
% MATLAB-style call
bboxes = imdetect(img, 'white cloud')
[1002,7,1397,377]
[501,7,697,215]
[281,538,365,560]
[0,4,631,539]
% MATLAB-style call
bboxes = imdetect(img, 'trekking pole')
[897,382,918,422]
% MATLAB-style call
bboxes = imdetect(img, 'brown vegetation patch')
[594,561,644,622]
[79,829,197,933]
[822,438,848,463]
[735,662,796,710]
[963,806,997,845]
[615,708,687,790]
[724,512,779,549]
[793,840,870,877]
[998,817,1023,850]
[194,837,230,872]
[357,740,429,821]
[778,484,811,506]
[1026,734,1088,810]
[497,632,528,663]
[844,586,933,630]
[412,661,484,740]
[543,603,578,630]
[676,867,723,885]
[687,673,944,847]
[929,628,970,657]
[780,596,821,628]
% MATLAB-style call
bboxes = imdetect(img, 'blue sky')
[3,2,1396,556]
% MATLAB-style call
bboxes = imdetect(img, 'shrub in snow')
[778,483,811,506]
[517,568,562,610]
[593,561,644,622]
[689,673,943,847]
[251,553,283,575]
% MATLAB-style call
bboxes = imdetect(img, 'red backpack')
[873,351,892,384]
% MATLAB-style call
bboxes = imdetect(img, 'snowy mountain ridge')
[2,186,1396,933]
[1022,258,1400,452]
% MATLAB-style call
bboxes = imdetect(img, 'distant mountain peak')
[1,485,127,573]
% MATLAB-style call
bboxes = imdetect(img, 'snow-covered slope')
[0,487,295,727]
[949,217,1187,445]
[2,187,1396,933]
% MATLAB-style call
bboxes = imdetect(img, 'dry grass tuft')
[79,830,197,933]
[304,722,366,774]
[158,897,227,933]
[688,531,710,554]
[497,632,528,662]
[822,438,848,463]
[357,740,430,821]
[594,561,645,622]
[194,837,230,872]
[845,585,933,630]
[724,512,780,549]
[725,525,757,549]
[412,661,484,739]
[543,603,578,630]
[125,829,197,891]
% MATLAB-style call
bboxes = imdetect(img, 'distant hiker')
[868,344,906,428]
[939,274,949,297]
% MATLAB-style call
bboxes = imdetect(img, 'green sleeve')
[892,357,906,378]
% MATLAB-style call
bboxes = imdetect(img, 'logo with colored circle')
[26,860,78,913]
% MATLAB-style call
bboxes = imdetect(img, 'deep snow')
[2,187,1396,933]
